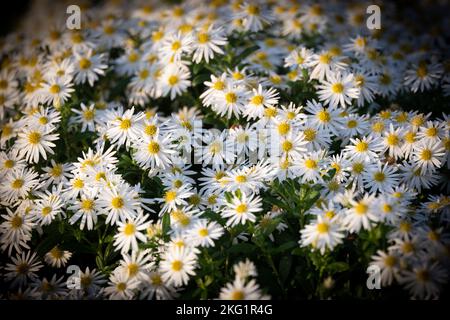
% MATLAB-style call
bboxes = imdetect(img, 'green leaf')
[192,63,204,75]
[162,212,171,238]
[192,73,211,87]
[326,262,349,274]
[224,191,233,203]
[236,45,259,61]
[58,221,65,234]
[228,242,255,254]
[292,247,303,255]
[279,256,292,284]
[271,241,298,254]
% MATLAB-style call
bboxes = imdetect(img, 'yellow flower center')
[80,276,92,287]
[0,79,8,89]
[372,121,385,133]
[116,283,127,291]
[384,255,396,267]
[28,131,41,144]
[373,171,385,182]
[103,25,115,35]
[247,5,260,15]
[317,222,329,234]
[171,41,181,51]
[386,134,399,146]
[304,159,317,169]
[213,80,225,90]
[382,204,392,213]
[352,162,364,174]
[12,179,24,189]
[128,52,139,63]
[188,194,201,206]
[83,109,95,121]
[171,260,183,271]
[197,32,209,44]
[198,228,209,237]
[128,263,139,276]
[416,65,428,78]
[168,75,179,86]
[264,107,277,118]
[225,92,237,104]
[50,247,63,259]
[144,124,157,136]
[209,141,222,155]
[251,95,264,105]
[417,270,430,282]
[354,203,368,215]
[319,53,331,64]
[151,274,162,286]
[73,178,84,189]
[49,84,61,94]
[325,210,335,219]
[4,159,14,169]
[11,215,23,229]
[116,118,131,130]
[379,73,391,85]
[235,175,247,183]
[404,132,416,143]
[152,31,164,42]
[139,69,149,79]
[426,127,438,137]
[345,120,357,128]
[165,191,177,202]
[123,223,135,236]
[317,110,330,122]
[81,199,94,211]
[355,141,368,152]
[173,180,183,188]
[277,122,290,135]
[79,58,91,70]
[331,83,344,94]
[420,149,432,161]
[231,291,244,300]
[2,125,13,136]
[402,242,414,253]
[16,263,29,274]
[400,221,411,232]
[38,116,48,125]
[303,128,316,141]
[232,72,244,80]
[411,115,424,127]
[147,141,160,154]
[111,197,124,209]
[236,204,247,214]
[208,195,217,204]
[282,140,293,152]
[42,206,52,216]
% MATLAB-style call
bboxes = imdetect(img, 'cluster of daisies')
[0,0,449,300]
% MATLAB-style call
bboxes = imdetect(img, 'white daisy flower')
[222,192,262,227]
[316,72,360,108]
[160,246,197,287]
[300,215,344,254]
[114,212,150,253]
